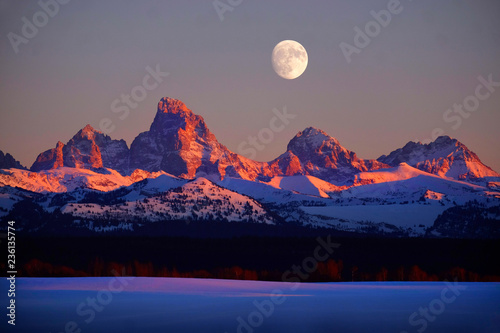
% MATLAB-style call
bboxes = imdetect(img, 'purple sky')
[0,0,499,171]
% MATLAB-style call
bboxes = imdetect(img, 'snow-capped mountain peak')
[31,124,130,174]
[157,97,193,115]
[280,126,389,184]
[287,127,340,153]
[129,97,267,180]
[378,136,499,181]
[78,124,99,140]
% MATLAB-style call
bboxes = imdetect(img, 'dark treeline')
[4,236,500,282]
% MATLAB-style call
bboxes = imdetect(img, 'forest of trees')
[5,235,499,282]
[10,257,499,282]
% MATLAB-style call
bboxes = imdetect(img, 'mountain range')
[25,97,500,183]
[1,97,499,238]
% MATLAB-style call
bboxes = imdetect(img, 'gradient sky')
[0,0,499,171]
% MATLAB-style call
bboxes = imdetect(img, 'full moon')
[272,40,308,80]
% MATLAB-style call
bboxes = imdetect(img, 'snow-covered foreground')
[2,278,499,333]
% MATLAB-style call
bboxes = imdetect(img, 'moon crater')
[272,40,308,80]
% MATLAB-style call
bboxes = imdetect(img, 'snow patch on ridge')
[0,167,168,193]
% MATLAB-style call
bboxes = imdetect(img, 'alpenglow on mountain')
[25,97,500,184]
[31,125,130,174]
[377,136,500,181]
[1,97,499,238]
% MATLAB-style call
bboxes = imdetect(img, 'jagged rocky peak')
[30,141,65,171]
[148,97,214,140]
[129,97,265,180]
[31,124,130,174]
[287,127,341,153]
[77,124,98,140]
[0,150,27,170]
[433,135,455,145]
[157,97,193,115]
[276,126,388,183]
[287,126,361,162]
[378,135,499,180]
